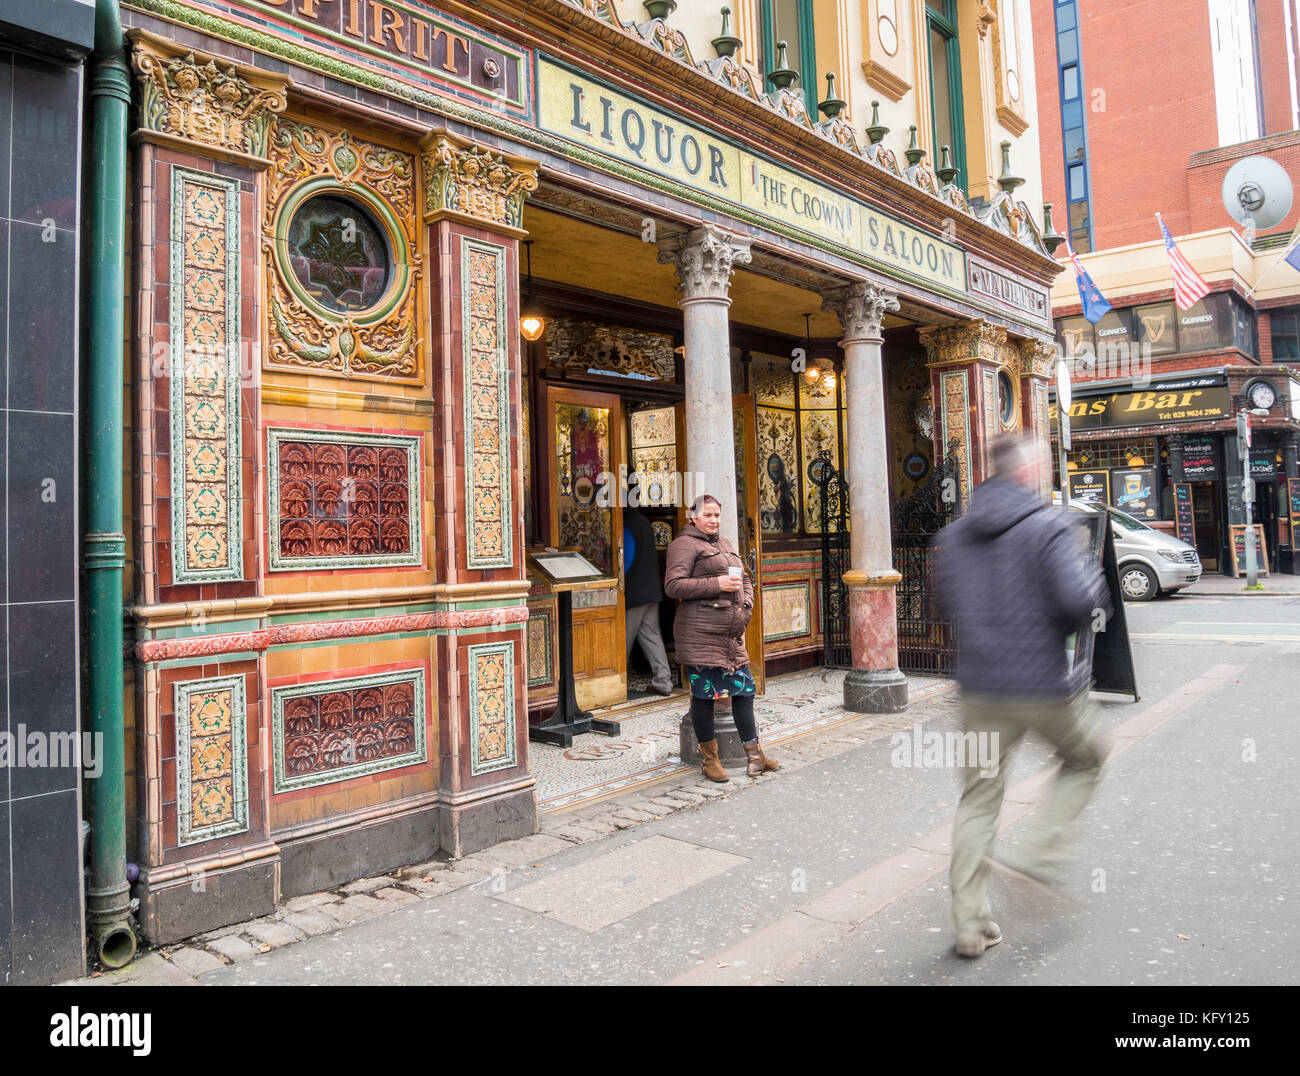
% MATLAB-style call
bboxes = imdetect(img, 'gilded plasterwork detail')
[172,167,242,583]
[264,118,421,382]
[132,38,287,160]
[918,321,1008,367]
[545,317,676,381]
[421,130,538,232]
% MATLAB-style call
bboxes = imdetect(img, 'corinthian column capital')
[657,224,752,303]
[821,282,900,343]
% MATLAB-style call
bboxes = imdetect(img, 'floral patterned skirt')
[686,664,756,700]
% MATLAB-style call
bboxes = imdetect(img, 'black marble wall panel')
[0,47,84,985]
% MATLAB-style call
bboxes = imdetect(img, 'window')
[752,353,847,535]
[1061,64,1079,99]
[1054,1,1093,252]
[761,0,818,117]
[1133,301,1178,356]
[925,0,966,192]
[1270,312,1299,360]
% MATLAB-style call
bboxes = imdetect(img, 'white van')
[1059,496,1202,601]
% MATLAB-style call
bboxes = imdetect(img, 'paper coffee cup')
[728,566,743,579]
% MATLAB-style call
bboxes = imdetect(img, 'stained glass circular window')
[997,370,1016,425]
[286,195,391,314]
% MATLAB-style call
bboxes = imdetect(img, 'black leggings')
[690,693,757,744]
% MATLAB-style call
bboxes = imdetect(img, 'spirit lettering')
[431,27,468,74]
[369,1,405,52]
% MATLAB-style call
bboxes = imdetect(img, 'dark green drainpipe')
[83,0,135,969]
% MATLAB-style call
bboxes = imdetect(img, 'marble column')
[658,224,752,763]
[658,224,752,548]
[822,282,908,714]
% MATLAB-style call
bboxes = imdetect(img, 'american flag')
[1157,214,1211,310]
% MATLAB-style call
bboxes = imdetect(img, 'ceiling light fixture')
[519,239,546,342]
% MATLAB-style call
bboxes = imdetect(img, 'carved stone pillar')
[657,224,752,548]
[1018,337,1057,502]
[823,282,907,714]
[658,224,752,764]
[918,320,1008,505]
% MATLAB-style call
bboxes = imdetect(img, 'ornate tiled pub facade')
[114,0,1061,944]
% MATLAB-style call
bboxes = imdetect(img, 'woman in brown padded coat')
[663,493,779,781]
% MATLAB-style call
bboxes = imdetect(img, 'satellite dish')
[1222,156,1293,232]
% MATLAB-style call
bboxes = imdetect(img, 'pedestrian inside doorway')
[623,504,673,696]
[664,494,778,781]
[933,434,1111,958]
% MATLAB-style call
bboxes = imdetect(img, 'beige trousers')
[949,691,1109,936]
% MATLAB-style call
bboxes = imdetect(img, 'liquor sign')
[1110,467,1157,519]
[1173,482,1195,544]
[1068,470,1110,505]
[1229,525,1269,578]
[538,59,968,293]
[1180,434,1219,481]
[1047,375,1230,432]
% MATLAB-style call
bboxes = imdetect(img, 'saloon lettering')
[867,215,956,280]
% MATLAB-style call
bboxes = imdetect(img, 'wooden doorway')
[546,387,626,710]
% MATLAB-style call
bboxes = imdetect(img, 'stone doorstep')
[163,692,957,971]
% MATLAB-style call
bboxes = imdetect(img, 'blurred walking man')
[934,434,1110,958]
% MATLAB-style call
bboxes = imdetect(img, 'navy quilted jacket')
[933,477,1107,698]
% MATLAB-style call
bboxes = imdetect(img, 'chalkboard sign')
[1173,483,1195,544]
[1249,445,1277,479]
[1110,467,1157,518]
[1068,470,1111,505]
[1289,477,1300,531]
[1229,525,1269,578]
[1180,434,1219,480]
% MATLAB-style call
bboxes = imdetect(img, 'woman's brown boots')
[742,739,780,777]
[698,739,730,782]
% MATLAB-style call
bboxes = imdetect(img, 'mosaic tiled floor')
[531,668,956,813]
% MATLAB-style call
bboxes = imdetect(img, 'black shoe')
[651,685,674,696]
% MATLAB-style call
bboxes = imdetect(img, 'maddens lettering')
[50,1008,151,1056]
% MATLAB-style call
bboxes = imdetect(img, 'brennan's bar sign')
[1048,375,1230,431]
[538,58,966,293]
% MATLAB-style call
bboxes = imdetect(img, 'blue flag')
[1286,243,1300,275]
[1067,244,1112,325]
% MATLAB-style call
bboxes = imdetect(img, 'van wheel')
[1119,564,1158,602]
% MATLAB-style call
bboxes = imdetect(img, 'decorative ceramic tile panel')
[762,581,812,641]
[267,428,421,570]
[271,669,427,792]
[941,370,972,507]
[469,641,517,775]
[462,238,512,568]
[526,609,554,689]
[757,405,800,533]
[800,411,840,533]
[753,353,796,407]
[982,368,998,443]
[175,675,248,845]
[171,167,242,583]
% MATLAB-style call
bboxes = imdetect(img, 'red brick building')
[1031,0,1300,579]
